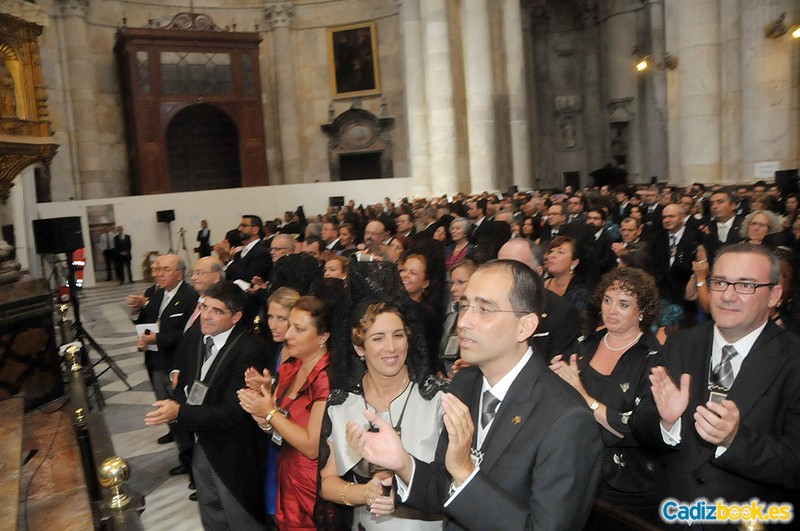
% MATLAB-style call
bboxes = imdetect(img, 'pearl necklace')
[603,331,643,352]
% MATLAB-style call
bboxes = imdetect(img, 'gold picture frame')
[327,21,381,99]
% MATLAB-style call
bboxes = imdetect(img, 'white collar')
[481,347,533,402]
[240,239,259,257]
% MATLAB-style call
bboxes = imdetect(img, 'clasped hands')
[649,366,740,447]
[237,367,275,426]
[363,472,396,516]
[345,393,476,487]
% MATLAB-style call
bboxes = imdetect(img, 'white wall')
[35,178,412,287]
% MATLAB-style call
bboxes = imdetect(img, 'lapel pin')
[512,416,521,425]
[620,382,630,393]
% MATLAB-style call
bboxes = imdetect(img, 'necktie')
[711,344,737,390]
[481,390,500,429]
[203,336,215,363]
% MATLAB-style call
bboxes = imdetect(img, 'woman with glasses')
[550,267,664,525]
[741,209,782,246]
[238,296,332,530]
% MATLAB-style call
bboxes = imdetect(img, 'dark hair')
[621,216,642,228]
[587,207,607,221]
[206,281,247,315]
[304,235,323,252]
[592,268,660,330]
[243,214,263,230]
[293,295,331,335]
[480,259,544,316]
[225,229,243,247]
[711,188,736,204]
[548,236,578,260]
[715,242,780,284]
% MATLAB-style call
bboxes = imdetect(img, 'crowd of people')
[128,179,800,530]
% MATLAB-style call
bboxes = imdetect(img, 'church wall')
[28,0,407,200]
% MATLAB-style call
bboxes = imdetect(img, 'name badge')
[187,380,209,405]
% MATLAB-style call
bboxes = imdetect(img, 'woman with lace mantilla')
[318,301,446,530]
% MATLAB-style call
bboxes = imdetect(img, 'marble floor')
[78,280,202,531]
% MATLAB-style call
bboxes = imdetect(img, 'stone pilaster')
[577,0,605,174]
[265,1,301,184]
[421,0,458,195]
[398,0,431,197]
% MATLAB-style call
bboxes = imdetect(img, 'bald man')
[654,203,701,311]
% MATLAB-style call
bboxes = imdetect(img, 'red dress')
[275,353,331,530]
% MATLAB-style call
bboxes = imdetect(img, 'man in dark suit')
[612,186,634,225]
[583,207,620,289]
[226,215,272,290]
[631,244,800,526]
[196,219,211,257]
[113,225,133,284]
[497,239,580,360]
[653,204,701,309]
[611,217,650,266]
[702,189,744,266]
[347,260,601,530]
[146,281,266,529]
[134,254,198,401]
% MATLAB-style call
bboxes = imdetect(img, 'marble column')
[719,0,741,182]
[265,2,301,184]
[421,0,459,195]
[641,0,669,181]
[56,0,98,199]
[739,0,794,179]
[530,3,555,188]
[577,0,604,175]
[398,0,431,197]
[502,0,532,190]
[676,0,721,183]
[461,0,496,192]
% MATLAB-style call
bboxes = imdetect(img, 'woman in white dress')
[318,299,446,530]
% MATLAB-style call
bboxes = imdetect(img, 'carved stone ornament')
[147,12,224,32]
[608,97,635,123]
[265,2,296,30]
[56,0,89,18]
[321,107,395,181]
[555,94,582,114]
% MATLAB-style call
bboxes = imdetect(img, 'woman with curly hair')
[318,300,446,530]
[550,267,664,525]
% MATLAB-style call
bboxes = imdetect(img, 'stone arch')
[165,103,242,192]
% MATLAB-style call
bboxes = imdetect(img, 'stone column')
[739,1,794,179]
[641,0,669,181]
[502,0,532,189]
[604,0,641,181]
[265,2,301,184]
[461,0,496,192]
[676,0,720,183]
[719,0,741,182]
[577,0,604,175]
[421,0,459,195]
[398,0,431,197]
[56,0,98,198]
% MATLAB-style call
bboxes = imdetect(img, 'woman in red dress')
[239,296,331,530]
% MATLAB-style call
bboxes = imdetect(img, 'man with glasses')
[347,260,602,530]
[133,254,198,444]
[632,243,800,517]
[146,281,266,529]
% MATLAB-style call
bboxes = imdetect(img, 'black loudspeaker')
[329,196,345,208]
[775,169,799,195]
[156,209,175,223]
[33,217,84,254]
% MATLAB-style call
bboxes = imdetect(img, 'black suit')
[631,322,800,524]
[135,281,198,375]
[226,240,272,285]
[113,233,132,283]
[175,325,266,524]
[533,291,581,361]
[582,226,620,289]
[197,228,211,257]
[702,216,744,265]
[653,226,701,307]
[404,352,602,530]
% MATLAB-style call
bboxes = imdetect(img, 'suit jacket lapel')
[479,356,541,472]
[726,322,783,419]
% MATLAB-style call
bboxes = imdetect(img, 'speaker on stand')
[156,209,176,253]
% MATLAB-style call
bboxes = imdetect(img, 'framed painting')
[327,21,381,98]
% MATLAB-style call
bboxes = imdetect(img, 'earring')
[570,265,575,272]
[638,314,643,322]
[359,356,365,362]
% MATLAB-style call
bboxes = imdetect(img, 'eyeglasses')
[458,302,531,318]
[270,247,293,253]
[707,278,775,295]
[238,223,254,228]
[749,221,770,229]
[192,270,213,277]
[199,303,231,316]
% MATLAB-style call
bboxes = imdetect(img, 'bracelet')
[341,482,355,506]
[265,408,278,428]
[589,400,600,411]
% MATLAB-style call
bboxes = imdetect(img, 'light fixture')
[634,53,677,72]
[764,12,787,39]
